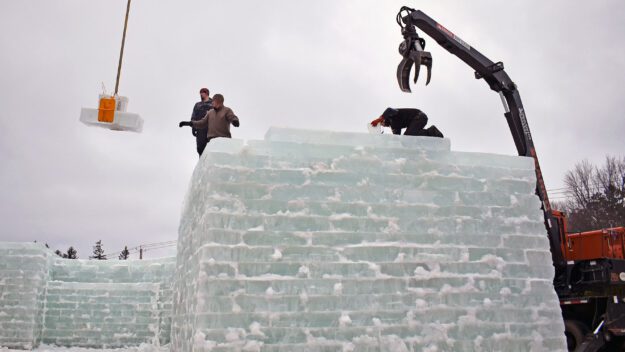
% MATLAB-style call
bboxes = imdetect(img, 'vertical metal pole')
[114,0,132,96]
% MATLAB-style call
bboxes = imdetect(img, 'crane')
[395,7,625,351]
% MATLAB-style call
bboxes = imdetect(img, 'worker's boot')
[426,125,444,138]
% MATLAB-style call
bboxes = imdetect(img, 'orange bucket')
[98,97,116,123]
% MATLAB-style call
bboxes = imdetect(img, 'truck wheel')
[565,320,588,351]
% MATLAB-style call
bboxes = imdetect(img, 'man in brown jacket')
[179,94,240,144]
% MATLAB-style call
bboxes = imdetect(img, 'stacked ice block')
[42,257,176,347]
[171,128,567,351]
[0,243,50,349]
[0,243,175,349]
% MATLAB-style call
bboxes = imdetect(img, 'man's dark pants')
[404,114,429,136]
[196,129,208,156]
[403,112,443,137]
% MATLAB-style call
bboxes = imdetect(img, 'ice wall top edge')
[0,241,51,250]
[202,128,535,170]
[51,256,177,265]
[265,127,451,150]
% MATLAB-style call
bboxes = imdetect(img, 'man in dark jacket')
[370,108,443,137]
[190,88,213,156]
[179,93,239,144]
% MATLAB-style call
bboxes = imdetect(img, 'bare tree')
[564,160,595,207]
[560,156,625,232]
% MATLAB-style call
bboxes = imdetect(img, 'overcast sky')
[1,1,623,259]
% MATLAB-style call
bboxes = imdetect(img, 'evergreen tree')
[53,246,78,259]
[119,246,130,260]
[66,246,78,259]
[90,240,107,260]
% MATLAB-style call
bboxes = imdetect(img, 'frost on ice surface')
[193,331,216,350]
[248,322,265,337]
[381,336,410,352]
[297,264,310,278]
[270,248,282,260]
[333,282,343,295]
[338,312,352,327]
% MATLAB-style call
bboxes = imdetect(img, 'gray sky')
[1,1,624,259]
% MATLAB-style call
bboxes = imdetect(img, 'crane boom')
[396,7,566,273]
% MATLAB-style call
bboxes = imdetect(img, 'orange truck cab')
[554,210,625,261]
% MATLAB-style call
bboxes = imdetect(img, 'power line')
[547,180,625,193]
[104,240,177,259]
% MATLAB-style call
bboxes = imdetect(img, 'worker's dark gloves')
[232,120,240,127]
[179,121,192,128]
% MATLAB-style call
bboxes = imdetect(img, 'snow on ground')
[0,345,168,352]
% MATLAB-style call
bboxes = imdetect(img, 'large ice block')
[265,127,451,151]
[79,95,143,133]
[171,127,567,351]
[80,108,143,132]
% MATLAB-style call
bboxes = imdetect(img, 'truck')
[394,6,625,351]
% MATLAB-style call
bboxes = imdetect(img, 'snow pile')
[0,243,175,350]
[171,127,567,351]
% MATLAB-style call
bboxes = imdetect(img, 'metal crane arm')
[396,7,566,272]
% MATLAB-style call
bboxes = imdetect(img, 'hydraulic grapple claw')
[396,9,432,91]
[397,50,432,92]
[397,57,414,92]
[412,55,422,84]
[421,52,432,85]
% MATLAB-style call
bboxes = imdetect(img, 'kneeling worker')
[179,94,240,145]
[370,108,443,137]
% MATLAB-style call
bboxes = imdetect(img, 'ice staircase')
[171,128,567,351]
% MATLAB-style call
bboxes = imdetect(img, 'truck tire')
[565,320,588,351]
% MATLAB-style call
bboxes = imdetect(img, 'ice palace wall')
[0,243,175,349]
[171,128,567,351]
[0,127,567,351]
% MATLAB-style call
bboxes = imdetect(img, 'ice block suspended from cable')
[80,94,143,133]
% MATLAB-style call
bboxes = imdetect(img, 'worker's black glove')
[232,120,240,127]
[179,121,192,128]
